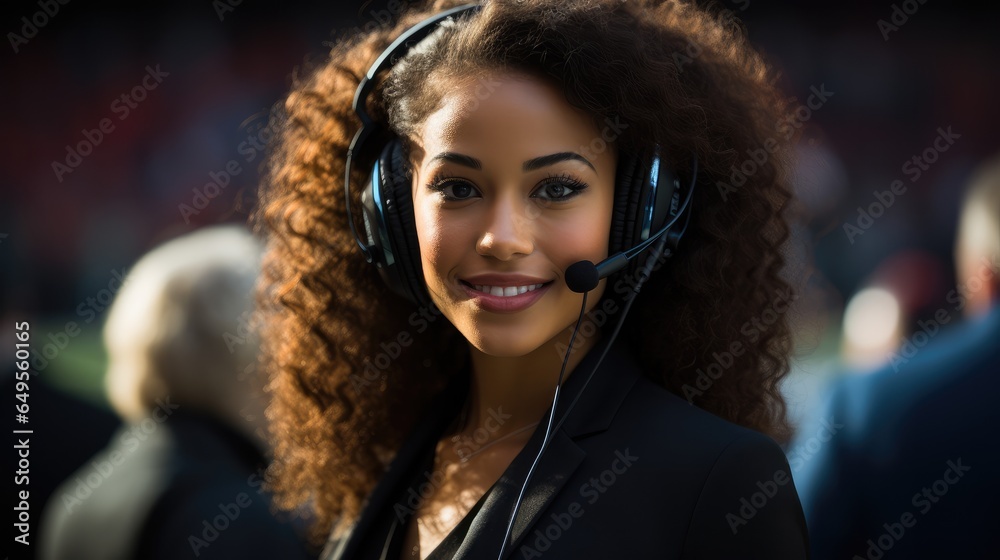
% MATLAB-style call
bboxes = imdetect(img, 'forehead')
[412,72,610,168]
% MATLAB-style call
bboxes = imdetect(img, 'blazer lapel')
[554,335,641,439]
[322,372,470,560]
[454,429,586,558]
[456,335,641,559]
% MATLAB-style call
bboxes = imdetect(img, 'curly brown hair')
[254,0,796,544]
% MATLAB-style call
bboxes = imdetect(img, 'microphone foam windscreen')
[565,260,599,293]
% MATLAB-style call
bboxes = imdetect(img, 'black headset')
[342,3,697,558]
[344,3,694,309]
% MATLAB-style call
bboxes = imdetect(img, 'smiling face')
[408,72,616,358]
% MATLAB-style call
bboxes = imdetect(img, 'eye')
[532,173,589,202]
[427,175,480,202]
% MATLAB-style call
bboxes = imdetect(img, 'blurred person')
[39,225,313,560]
[4,373,120,560]
[838,251,949,370]
[790,154,1000,558]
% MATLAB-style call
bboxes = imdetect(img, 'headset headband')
[344,4,482,264]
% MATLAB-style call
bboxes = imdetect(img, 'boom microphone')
[565,152,696,294]
[565,230,684,293]
[565,254,627,293]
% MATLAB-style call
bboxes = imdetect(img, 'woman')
[255,1,809,558]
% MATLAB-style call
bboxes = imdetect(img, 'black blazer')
[322,336,810,559]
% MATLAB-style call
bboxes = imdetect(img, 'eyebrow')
[428,151,596,172]
[429,152,482,170]
[524,152,596,172]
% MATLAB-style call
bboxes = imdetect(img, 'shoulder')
[638,377,809,555]
[617,371,784,464]
[136,421,311,558]
[590,339,783,461]
[40,424,177,559]
[139,477,310,560]
[843,307,1000,414]
[586,363,810,556]
[620,373,796,503]
[804,309,1000,455]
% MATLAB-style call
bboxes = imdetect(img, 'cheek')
[413,194,463,283]
[543,202,613,265]
[413,196,441,267]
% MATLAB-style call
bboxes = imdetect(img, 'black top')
[323,334,810,559]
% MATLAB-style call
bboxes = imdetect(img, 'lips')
[458,273,555,313]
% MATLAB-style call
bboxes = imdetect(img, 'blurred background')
[2,0,998,558]
[5,0,997,425]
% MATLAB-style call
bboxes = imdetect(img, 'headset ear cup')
[378,139,431,307]
[610,149,682,287]
[610,153,637,255]
[611,152,646,281]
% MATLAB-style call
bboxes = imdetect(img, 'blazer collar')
[458,334,640,558]
[323,333,641,560]
[552,333,641,438]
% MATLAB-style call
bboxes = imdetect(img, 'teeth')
[471,283,544,297]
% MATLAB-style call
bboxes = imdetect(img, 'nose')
[476,194,535,261]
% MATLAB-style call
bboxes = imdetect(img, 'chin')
[463,323,552,359]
